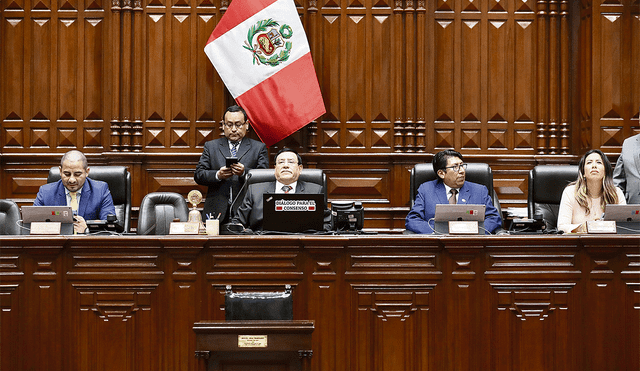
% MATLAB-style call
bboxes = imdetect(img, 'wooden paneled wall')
[1,0,639,229]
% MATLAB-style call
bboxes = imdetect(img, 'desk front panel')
[0,235,638,371]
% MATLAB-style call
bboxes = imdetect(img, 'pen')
[216,213,221,220]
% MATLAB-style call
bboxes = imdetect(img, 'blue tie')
[230,141,238,157]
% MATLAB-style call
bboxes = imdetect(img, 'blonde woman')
[557,149,626,233]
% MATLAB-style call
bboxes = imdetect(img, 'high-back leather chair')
[231,168,327,217]
[225,285,293,320]
[137,192,189,235]
[410,163,502,216]
[0,199,21,235]
[48,166,132,232]
[528,165,579,229]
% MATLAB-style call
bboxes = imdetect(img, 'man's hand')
[217,166,234,180]
[229,162,245,176]
[74,215,88,234]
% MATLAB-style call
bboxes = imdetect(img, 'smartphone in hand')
[226,157,238,167]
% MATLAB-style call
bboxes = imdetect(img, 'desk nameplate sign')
[448,221,479,235]
[169,222,200,235]
[586,220,617,234]
[238,335,268,348]
[30,222,62,235]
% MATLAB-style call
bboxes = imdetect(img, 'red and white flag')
[204,0,325,147]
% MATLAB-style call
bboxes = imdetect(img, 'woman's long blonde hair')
[571,149,619,215]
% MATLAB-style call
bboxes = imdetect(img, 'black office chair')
[0,199,21,235]
[137,192,189,235]
[528,165,579,230]
[409,162,502,217]
[231,168,327,217]
[48,166,132,232]
[225,285,293,320]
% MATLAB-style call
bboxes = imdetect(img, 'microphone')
[229,172,252,220]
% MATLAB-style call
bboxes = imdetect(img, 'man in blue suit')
[406,149,502,234]
[34,150,116,233]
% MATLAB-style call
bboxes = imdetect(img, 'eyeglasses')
[444,163,467,172]
[224,122,246,129]
[276,159,299,166]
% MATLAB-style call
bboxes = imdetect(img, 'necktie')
[448,189,457,204]
[230,141,238,157]
[70,192,78,211]
[282,185,292,193]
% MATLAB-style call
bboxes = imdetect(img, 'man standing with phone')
[195,105,269,224]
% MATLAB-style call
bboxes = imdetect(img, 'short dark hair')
[432,149,463,173]
[275,148,302,166]
[223,105,247,123]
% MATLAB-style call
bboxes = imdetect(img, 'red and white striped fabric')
[204,0,325,147]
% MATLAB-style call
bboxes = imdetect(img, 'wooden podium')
[194,321,314,371]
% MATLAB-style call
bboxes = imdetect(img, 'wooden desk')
[0,235,638,371]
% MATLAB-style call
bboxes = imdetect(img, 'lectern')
[193,320,314,371]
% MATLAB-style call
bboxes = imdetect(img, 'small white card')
[30,222,62,235]
[448,221,479,234]
[586,220,617,234]
[169,222,200,235]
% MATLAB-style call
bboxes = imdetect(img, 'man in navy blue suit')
[405,149,502,234]
[34,150,116,233]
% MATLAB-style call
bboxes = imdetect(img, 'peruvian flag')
[204,0,325,147]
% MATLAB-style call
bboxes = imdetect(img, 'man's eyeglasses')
[276,159,299,166]
[444,163,467,172]
[224,122,246,129]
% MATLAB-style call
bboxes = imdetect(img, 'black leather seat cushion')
[137,192,189,235]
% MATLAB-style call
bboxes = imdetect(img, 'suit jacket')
[405,179,502,234]
[194,137,269,221]
[34,178,116,220]
[613,134,640,204]
[233,180,323,231]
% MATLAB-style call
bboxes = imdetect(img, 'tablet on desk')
[21,206,74,223]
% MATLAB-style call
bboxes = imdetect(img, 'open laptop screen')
[21,206,74,223]
[603,204,640,222]
[434,204,485,222]
[262,193,324,233]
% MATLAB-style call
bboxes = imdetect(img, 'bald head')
[61,150,88,169]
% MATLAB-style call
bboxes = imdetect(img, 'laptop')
[603,204,640,234]
[262,193,325,233]
[20,206,74,235]
[434,204,486,234]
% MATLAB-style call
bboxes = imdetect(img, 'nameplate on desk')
[586,220,617,234]
[448,221,479,235]
[238,335,268,348]
[169,222,200,235]
[30,222,62,235]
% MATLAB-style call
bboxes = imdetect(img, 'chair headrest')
[530,165,579,204]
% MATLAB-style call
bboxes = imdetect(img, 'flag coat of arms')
[205,0,325,147]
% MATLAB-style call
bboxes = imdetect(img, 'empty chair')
[409,162,502,217]
[0,199,21,235]
[528,165,579,230]
[48,166,132,232]
[137,192,189,235]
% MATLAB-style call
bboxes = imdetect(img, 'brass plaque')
[238,335,268,348]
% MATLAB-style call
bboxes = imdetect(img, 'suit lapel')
[56,181,67,206]
[78,179,91,216]
[217,137,232,158]
[634,136,640,174]
[435,181,448,204]
[236,139,250,160]
[458,183,471,204]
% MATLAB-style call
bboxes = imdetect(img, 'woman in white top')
[557,149,626,233]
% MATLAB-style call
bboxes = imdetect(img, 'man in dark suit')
[233,148,323,231]
[405,149,502,234]
[194,105,269,223]
[34,150,116,233]
[613,133,640,204]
